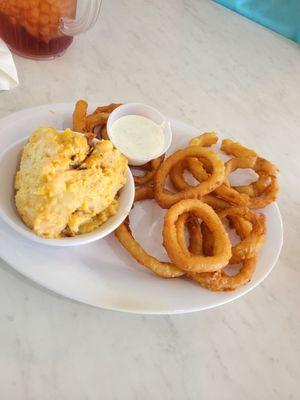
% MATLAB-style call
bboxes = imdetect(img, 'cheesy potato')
[15,127,127,238]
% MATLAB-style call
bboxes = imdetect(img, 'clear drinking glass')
[0,0,102,60]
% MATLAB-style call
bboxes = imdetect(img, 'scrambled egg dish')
[15,127,127,238]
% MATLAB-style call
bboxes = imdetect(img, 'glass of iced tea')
[0,0,102,60]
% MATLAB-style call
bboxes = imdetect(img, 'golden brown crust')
[73,99,88,133]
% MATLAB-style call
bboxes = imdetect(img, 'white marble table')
[0,0,299,399]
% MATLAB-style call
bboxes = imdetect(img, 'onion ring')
[235,160,279,209]
[170,132,256,206]
[162,199,231,272]
[189,257,257,291]
[237,176,278,209]
[86,112,109,132]
[134,186,154,202]
[221,139,279,208]
[170,158,209,192]
[115,219,184,278]
[73,99,88,133]
[221,138,257,158]
[227,215,252,240]
[114,188,184,278]
[154,147,225,208]
[199,222,214,257]
[100,126,109,140]
[230,159,278,209]
[189,132,218,147]
[175,207,258,291]
[199,206,265,264]
[176,213,203,255]
[174,156,255,206]
[116,191,204,279]
[133,155,164,186]
[218,207,266,264]
[136,161,152,171]
[172,135,277,209]
[92,103,121,115]
[184,212,258,291]
[191,157,253,205]
[201,195,231,210]
[191,218,257,291]
[170,132,217,190]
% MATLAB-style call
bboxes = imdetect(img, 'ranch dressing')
[109,115,164,159]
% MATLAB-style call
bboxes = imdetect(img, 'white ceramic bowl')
[107,102,172,166]
[0,136,135,247]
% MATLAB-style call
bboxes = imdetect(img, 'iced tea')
[0,0,77,59]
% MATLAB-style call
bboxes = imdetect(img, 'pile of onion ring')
[114,130,279,292]
[72,101,278,291]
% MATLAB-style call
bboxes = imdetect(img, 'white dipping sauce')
[109,115,164,159]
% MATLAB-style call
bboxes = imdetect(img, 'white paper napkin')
[0,39,19,91]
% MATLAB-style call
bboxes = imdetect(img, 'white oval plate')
[0,103,283,314]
